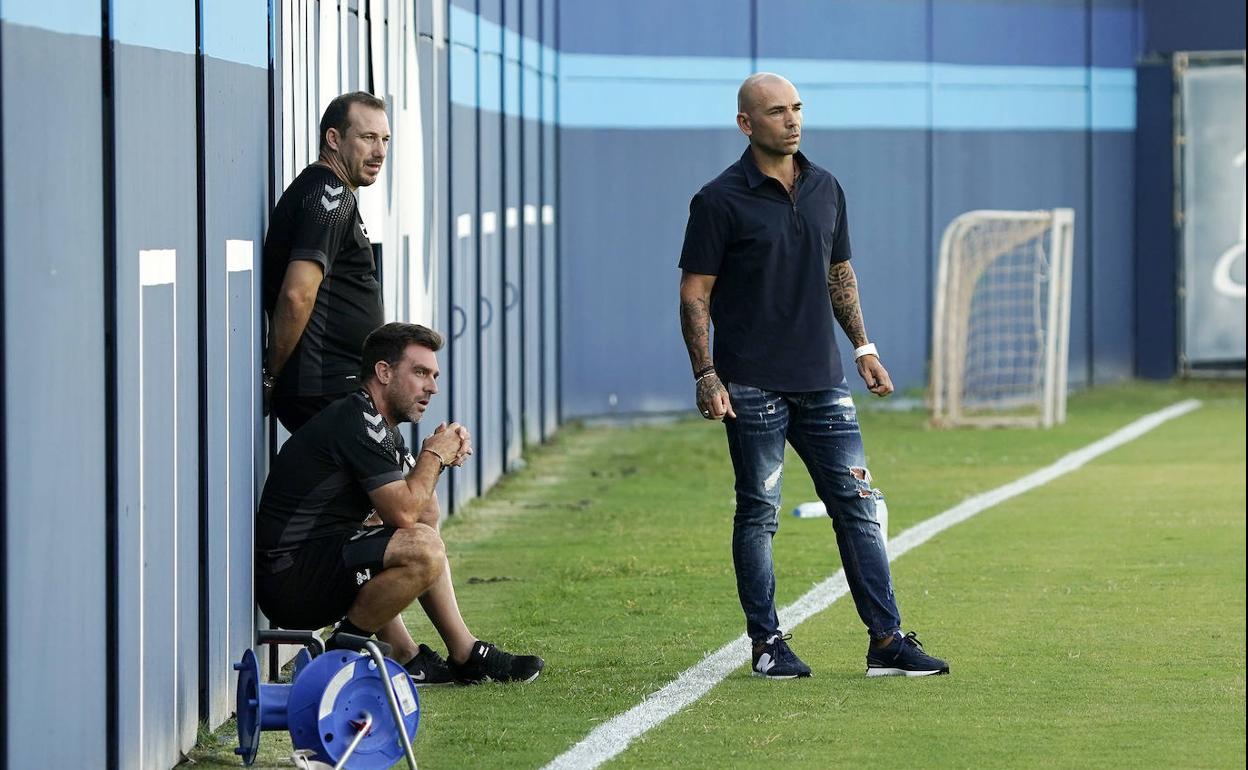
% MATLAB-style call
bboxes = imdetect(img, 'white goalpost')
[930,208,1076,428]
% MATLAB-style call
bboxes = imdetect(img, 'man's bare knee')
[384,524,446,571]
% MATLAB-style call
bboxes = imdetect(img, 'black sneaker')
[751,632,812,679]
[405,644,454,686]
[448,640,544,684]
[866,631,949,677]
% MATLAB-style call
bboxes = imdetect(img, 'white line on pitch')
[541,399,1202,770]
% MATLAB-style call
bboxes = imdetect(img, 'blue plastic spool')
[233,649,296,765]
[287,650,421,770]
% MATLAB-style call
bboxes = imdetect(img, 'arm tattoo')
[827,261,868,347]
[679,296,714,373]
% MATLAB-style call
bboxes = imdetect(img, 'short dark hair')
[360,322,444,383]
[319,91,387,155]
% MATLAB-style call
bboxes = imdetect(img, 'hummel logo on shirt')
[321,183,344,212]
[363,409,387,443]
[356,569,372,585]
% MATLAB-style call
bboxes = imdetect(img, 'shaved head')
[737,72,794,114]
[735,73,803,159]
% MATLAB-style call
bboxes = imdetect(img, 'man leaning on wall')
[262,91,389,434]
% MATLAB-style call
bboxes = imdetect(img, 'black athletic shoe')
[448,640,544,684]
[866,631,950,677]
[404,644,454,686]
[751,632,812,679]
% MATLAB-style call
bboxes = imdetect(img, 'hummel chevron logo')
[363,411,384,427]
[324,183,344,197]
[367,425,386,443]
[321,195,341,212]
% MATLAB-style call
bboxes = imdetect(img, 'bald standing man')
[677,73,949,679]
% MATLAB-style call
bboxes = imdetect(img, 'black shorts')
[272,390,351,434]
[256,526,397,630]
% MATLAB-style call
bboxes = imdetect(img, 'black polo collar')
[739,146,813,189]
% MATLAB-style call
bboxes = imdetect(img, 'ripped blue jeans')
[724,379,901,642]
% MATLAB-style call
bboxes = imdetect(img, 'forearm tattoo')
[679,296,714,373]
[827,261,868,347]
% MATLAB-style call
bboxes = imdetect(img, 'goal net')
[930,209,1075,428]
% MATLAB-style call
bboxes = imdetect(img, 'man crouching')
[255,322,543,685]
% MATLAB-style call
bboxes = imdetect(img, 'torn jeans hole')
[850,466,882,499]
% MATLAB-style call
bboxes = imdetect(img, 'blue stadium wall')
[559,0,1146,418]
[0,0,1241,768]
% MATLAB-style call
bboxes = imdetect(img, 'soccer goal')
[930,208,1075,428]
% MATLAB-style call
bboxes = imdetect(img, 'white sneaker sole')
[865,667,948,677]
[410,676,455,687]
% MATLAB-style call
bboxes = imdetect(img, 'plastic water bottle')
[791,501,827,518]
[792,499,888,543]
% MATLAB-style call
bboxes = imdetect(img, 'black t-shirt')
[263,164,384,397]
[255,390,413,572]
[679,148,852,392]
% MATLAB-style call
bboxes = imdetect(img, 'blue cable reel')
[234,647,313,765]
[234,633,419,769]
[287,649,421,769]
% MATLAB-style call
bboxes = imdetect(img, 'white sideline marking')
[541,399,1202,770]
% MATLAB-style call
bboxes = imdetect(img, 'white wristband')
[853,342,878,360]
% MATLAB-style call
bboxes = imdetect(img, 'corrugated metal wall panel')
[412,26,454,510]
[479,36,506,494]
[540,0,557,435]
[449,34,480,509]
[503,0,524,468]
[522,63,543,444]
[112,25,201,766]
[199,44,268,724]
[1,19,110,770]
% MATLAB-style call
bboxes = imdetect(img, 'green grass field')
[185,380,1245,769]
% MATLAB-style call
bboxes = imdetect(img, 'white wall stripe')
[541,399,1203,770]
[223,239,254,683]
[225,239,253,273]
[136,247,179,770]
[139,248,176,286]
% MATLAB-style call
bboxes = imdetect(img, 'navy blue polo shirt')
[679,148,853,392]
